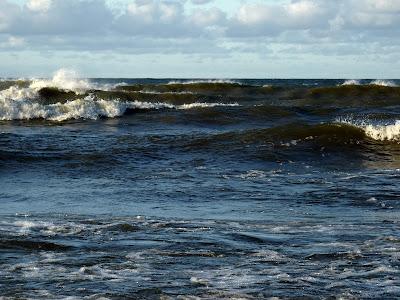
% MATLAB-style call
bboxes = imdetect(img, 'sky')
[0,0,399,78]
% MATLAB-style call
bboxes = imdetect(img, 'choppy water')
[1,72,400,299]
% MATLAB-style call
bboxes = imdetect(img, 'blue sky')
[0,0,399,78]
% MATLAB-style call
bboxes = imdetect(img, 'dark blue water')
[1,79,400,299]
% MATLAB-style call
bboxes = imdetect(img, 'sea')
[1,70,400,299]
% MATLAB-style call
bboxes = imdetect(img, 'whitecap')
[29,69,94,94]
[167,79,241,85]
[336,118,400,142]
[0,83,240,122]
[177,102,239,109]
[341,79,361,86]
[370,79,397,87]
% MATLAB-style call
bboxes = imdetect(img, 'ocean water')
[1,72,400,299]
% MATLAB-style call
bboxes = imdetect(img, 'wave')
[185,122,400,152]
[337,118,400,142]
[178,102,239,109]
[341,80,361,86]
[370,80,397,87]
[340,79,397,87]
[167,79,241,85]
[29,69,94,94]
[136,90,195,95]
[1,69,119,96]
[0,238,71,251]
[0,93,239,121]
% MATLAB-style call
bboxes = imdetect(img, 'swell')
[0,238,71,251]
[2,123,400,169]
[2,80,400,104]
[178,123,400,154]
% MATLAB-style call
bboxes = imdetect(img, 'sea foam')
[337,118,400,141]
[341,79,361,86]
[29,69,94,94]
[167,79,241,85]
[370,80,397,87]
[0,90,238,121]
[340,79,397,87]
[0,69,240,121]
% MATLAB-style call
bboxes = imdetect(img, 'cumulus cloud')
[1,0,113,35]
[26,0,51,12]
[114,0,196,37]
[191,7,226,27]
[0,0,398,57]
[228,1,337,36]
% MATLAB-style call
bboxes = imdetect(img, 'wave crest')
[370,80,397,87]
[29,69,95,94]
[0,92,239,121]
[341,80,361,86]
[167,79,241,85]
[340,79,397,87]
[337,118,400,142]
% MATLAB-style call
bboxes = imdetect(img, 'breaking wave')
[341,79,397,87]
[370,80,397,87]
[337,118,400,142]
[0,92,239,121]
[29,69,94,94]
[0,70,239,121]
[341,80,361,86]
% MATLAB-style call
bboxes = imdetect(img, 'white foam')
[363,121,400,141]
[29,69,94,94]
[250,250,286,262]
[137,90,195,95]
[0,85,37,100]
[337,118,400,141]
[370,79,397,87]
[340,79,397,87]
[167,79,241,85]
[0,90,239,121]
[239,170,267,179]
[177,102,239,109]
[0,95,173,121]
[341,79,361,86]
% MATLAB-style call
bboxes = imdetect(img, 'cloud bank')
[0,0,399,77]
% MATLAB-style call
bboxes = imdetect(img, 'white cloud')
[126,0,181,23]
[229,0,335,36]
[26,0,51,12]
[0,35,25,48]
[0,0,398,58]
[191,7,226,27]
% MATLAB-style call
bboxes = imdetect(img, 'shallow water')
[1,77,400,299]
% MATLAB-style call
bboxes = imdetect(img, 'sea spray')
[336,117,400,142]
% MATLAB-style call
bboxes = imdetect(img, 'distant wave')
[340,79,397,87]
[167,79,241,85]
[341,80,361,86]
[178,102,238,109]
[136,90,195,95]
[369,80,397,87]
